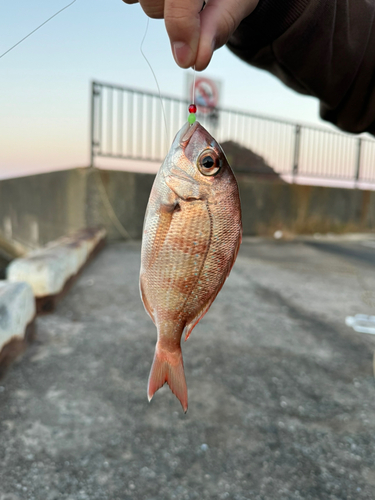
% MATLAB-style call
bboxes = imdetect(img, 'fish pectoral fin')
[148,344,188,413]
[165,175,201,201]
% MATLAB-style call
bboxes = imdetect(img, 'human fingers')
[196,0,259,71]
[122,0,165,19]
[164,0,204,68]
[138,0,165,19]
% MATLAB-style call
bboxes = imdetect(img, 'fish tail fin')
[147,343,188,413]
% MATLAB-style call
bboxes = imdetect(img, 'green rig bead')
[188,113,196,124]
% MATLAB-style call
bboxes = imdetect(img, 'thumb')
[164,0,204,68]
[195,0,259,71]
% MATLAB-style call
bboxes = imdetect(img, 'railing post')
[90,81,95,168]
[90,81,101,168]
[292,124,301,180]
[355,138,362,183]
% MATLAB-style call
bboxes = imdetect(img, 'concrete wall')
[85,169,155,240]
[237,176,375,235]
[0,169,87,248]
[0,168,374,249]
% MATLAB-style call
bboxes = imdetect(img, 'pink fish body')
[140,121,242,411]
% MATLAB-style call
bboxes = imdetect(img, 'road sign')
[186,74,221,114]
[193,77,218,113]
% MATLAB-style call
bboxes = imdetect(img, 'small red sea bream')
[140,120,242,411]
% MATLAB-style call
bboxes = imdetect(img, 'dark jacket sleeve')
[226,0,375,135]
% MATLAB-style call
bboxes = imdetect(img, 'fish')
[140,120,242,412]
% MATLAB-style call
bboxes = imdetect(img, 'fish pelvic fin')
[147,344,188,413]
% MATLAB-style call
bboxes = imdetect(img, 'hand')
[122,0,259,71]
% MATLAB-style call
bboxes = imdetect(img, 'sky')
[0,0,330,178]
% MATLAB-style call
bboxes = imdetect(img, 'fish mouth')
[180,121,199,144]
[164,120,201,184]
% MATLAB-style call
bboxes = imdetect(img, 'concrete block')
[7,252,69,297]
[0,281,35,351]
[6,227,106,298]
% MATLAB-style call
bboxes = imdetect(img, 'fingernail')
[173,42,192,67]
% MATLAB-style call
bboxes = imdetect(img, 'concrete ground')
[1,237,375,500]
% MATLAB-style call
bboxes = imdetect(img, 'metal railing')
[90,80,375,183]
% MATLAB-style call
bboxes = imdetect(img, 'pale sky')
[0,0,329,178]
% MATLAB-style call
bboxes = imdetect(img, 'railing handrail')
[92,79,375,141]
[90,80,375,183]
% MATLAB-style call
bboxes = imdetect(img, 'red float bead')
[189,104,197,114]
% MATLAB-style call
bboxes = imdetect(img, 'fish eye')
[197,150,221,176]
[202,156,214,169]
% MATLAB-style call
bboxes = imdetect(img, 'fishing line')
[187,66,197,124]
[94,169,131,240]
[0,0,132,241]
[140,18,169,141]
[91,18,161,241]
[140,14,201,130]
[192,66,196,105]
[0,0,77,60]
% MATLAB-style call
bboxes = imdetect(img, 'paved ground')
[1,237,375,500]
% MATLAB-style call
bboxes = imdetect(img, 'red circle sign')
[191,77,219,114]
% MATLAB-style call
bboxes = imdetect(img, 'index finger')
[164,0,203,68]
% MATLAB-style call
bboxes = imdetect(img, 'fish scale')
[140,120,242,411]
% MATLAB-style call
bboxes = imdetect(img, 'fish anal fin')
[184,329,193,342]
[140,277,155,323]
[184,231,242,342]
[183,245,241,343]
[148,344,188,412]
[226,229,242,280]
[183,291,220,342]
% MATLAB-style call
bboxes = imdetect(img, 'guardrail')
[90,80,375,183]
